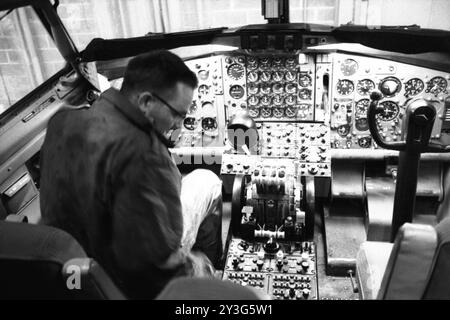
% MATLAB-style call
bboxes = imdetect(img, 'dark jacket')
[40,88,187,298]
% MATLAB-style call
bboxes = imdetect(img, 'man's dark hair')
[121,50,198,95]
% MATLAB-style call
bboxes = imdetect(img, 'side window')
[0,7,66,116]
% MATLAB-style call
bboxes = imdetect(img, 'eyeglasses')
[152,92,186,119]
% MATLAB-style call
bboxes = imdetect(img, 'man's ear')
[137,92,154,117]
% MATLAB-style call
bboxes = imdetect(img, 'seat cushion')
[356,241,393,299]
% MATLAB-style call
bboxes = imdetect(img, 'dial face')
[355,118,369,131]
[188,102,197,114]
[336,79,354,95]
[261,95,271,106]
[404,78,424,96]
[379,77,401,97]
[378,101,399,121]
[273,95,283,106]
[273,108,284,118]
[198,84,210,97]
[272,71,284,82]
[299,74,312,87]
[248,95,259,106]
[358,136,371,148]
[299,88,312,100]
[183,117,197,130]
[340,59,358,76]
[198,70,209,81]
[285,83,297,94]
[247,71,259,82]
[248,83,259,95]
[247,57,258,69]
[261,107,272,118]
[285,71,297,82]
[337,125,350,137]
[272,83,284,94]
[426,76,447,95]
[260,83,271,94]
[229,85,245,99]
[355,99,370,117]
[356,79,375,95]
[248,108,260,118]
[285,95,296,105]
[259,57,271,69]
[285,57,296,69]
[260,71,271,82]
[227,63,244,80]
[285,107,297,118]
[201,117,218,131]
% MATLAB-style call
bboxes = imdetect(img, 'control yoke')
[368,92,450,241]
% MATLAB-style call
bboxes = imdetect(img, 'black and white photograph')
[0,0,449,307]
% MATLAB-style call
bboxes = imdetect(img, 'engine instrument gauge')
[426,76,447,95]
[404,78,424,97]
[340,59,358,76]
[285,71,296,82]
[273,57,283,67]
[273,95,283,106]
[188,102,197,114]
[259,57,271,69]
[377,101,399,121]
[229,85,245,99]
[285,107,297,118]
[355,118,369,131]
[248,95,259,106]
[356,79,375,95]
[248,108,260,118]
[261,83,271,94]
[247,57,258,69]
[183,117,197,130]
[337,125,350,137]
[273,108,284,118]
[299,74,312,87]
[285,95,296,105]
[247,71,259,82]
[299,88,312,100]
[379,77,401,97]
[227,63,244,80]
[285,83,297,94]
[285,57,296,69]
[272,71,284,82]
[261,71,271,82]
[358,136,371,148]
[201,117,218,131]
[272,83,284,94]
[355,99,370,117]
[198,84,210,97]
[336,79,354,95]
[248,83,259,95]
[261,107,272,118]
[261,95,271,106]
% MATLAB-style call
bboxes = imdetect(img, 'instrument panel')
[173,51,450,154]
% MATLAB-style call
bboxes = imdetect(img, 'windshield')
[57,0,450,51]
[0,7,65,116]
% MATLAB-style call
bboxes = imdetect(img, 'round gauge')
[340,59,358,76]
[299,88,312,100]
[261,95,271,106]
[285,71,296,82]
[202,102,214,112]
[299,74,312,87]
[286,107,297,118]
[229,85,245,99]
[259,57,271,69]
[260,83,271,94]
[248,83,259,95]
[272,83,284,94]
[379,77,401,97]
[355,99,370,116]
[285,95,296,105]
[273,95,283,106]
[273,108,284,118]
[248,95,259,106]
[198,70,209,81]
[188,101,197,114]
[356,79,375,95]
[336,79,354,95]
[247,57,258,70]
[285,83,297,94]
[272,71,284,82]
[201,117,217,131]
[337,125,350,137]
[285,57,296,69]
[183,117,197,130]
[273,57,283,67]
[426,76,447,95]
[404,78,424,97]
[248,108,260,118]
[260,107,272,118]
[227,63,244,80]
[355,118,369,131]
[198,84,210,97]
[260,71,271,82]
[377,101,399,121]
[247,71,259,82]
[358,136,371,148]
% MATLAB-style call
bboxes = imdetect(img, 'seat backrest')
[0,221,125,299]
[377,223,437,299]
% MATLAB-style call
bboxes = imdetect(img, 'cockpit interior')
[1,0,450,300]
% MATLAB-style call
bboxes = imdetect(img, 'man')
[40,50,223,299]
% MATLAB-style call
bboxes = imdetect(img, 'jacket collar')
[101,88,174,148]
